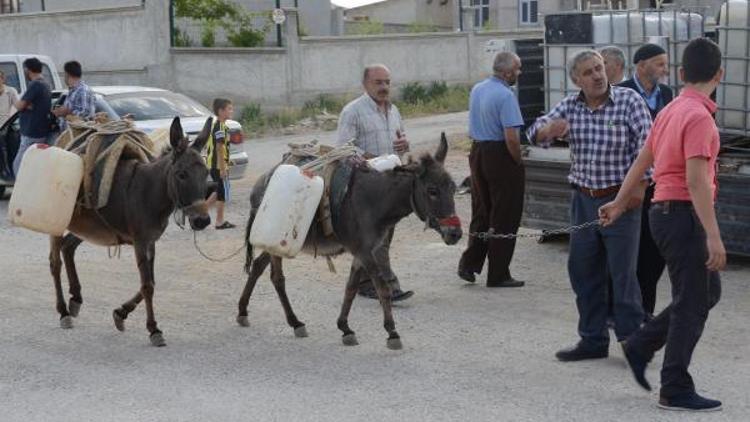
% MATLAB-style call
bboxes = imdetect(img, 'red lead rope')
[439,215,461,228]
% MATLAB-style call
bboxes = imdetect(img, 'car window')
[40,64,56,88]
[105,92,211,121]
[0,62,21,92]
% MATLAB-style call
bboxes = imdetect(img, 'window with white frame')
[519,0,538,25]
[471,0,490,28]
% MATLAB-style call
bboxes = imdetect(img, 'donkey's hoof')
[150,332,166,347]
[68,300,82,318]
[294,325,308,338]
[236,315,250,327]
[386,337,403,350]
[113,310,125,332]
[60,316,74,329]
[342,333,358,346]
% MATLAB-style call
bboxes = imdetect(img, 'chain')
[469,219,601,240]
[192,230,247,263]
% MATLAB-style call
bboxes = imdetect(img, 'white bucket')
[9,144,83,236]
[249,165,324,258]
[367,154,402,172]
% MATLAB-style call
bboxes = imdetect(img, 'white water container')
[717,0,750,134]
[367,154,402,172]
[249,164,324,258]
[9,144,83,236]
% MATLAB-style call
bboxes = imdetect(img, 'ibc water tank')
[544,11,703,109]
[717,0,750,134]
[249,164,325,258]
[8,144,84,236]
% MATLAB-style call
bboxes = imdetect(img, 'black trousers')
[637,184,667,314]
[607,184,666,317]
[627,202,721,398]
[459,142,525,282]
[356,226,402,293]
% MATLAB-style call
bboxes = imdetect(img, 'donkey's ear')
[435,132,448,164]
[192,116,212,151]
[169,117,187,152]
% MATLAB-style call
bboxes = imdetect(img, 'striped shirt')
[60,80,95,130]
[336,94,404,156]
[526,86,652,189]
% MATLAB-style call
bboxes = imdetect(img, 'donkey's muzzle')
[184,201,211,231]
[439,215,462,245]
[189,215,211,231]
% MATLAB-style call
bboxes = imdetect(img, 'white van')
[0,54,64,93]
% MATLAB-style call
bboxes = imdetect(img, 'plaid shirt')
[527,86,652,189]
[61,80,95,129]
[336,94,404,156]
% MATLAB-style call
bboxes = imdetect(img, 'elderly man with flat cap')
[618,44,674,319]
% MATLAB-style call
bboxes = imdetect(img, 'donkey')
[48,117,211,347]
[238,134,462,350]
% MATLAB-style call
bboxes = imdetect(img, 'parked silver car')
[89,86,249,181]
[1,87,249,198]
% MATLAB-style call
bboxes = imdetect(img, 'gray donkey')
[48,117,211,347]
[238,134,462,349]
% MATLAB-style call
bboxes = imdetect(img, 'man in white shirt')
[336,64,412,301]
[0,70,19,127]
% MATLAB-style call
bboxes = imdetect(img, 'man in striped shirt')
[336,64,413,302]
[527,50,652,362]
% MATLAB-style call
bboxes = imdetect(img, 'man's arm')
[526,98,569,146]
[504,127,522,164]
[599,146,655,226]
[336,107,358,147]
[15,81,39,111]
[687,157,726,271]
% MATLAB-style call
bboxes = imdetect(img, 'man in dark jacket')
[618,43,674,317]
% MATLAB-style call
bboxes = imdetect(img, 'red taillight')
[229,130,244,144]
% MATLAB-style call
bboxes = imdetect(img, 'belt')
[652,200,693,212]
[572,184,621,198]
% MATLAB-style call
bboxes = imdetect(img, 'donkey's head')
[166,117,211,230]
[408,132,462,245]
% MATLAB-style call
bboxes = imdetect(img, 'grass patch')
[396,82,470,118]
[240,94,348,136]
[238,83,469,137]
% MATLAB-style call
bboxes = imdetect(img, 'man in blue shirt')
[457,52,526,288]
[13,57,52,177]
[618,43,674,318]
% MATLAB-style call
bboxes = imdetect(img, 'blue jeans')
[13,134,53,177]
[568,189,644,347]
[627,202,721,398]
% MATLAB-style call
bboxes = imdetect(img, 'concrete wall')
[19,0,140,12]
[346,0,418,25]
[0,1,171,86]
[0,2,543,110]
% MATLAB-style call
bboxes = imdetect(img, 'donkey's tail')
[243,209,256,275]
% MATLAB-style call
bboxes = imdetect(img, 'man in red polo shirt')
[599,38,724,412]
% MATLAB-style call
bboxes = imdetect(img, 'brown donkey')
[48,117,211,346]
[239,135,462,350]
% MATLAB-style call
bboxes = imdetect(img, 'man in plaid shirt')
[527,50,652,362]
[52,61,95,131]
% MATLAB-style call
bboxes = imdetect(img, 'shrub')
[200,19,218,47]
[401,82,429,104]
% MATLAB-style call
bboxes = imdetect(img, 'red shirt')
[645,87,720,203]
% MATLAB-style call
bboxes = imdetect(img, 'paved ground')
[1,112,748,421]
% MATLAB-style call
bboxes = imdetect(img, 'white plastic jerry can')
[9,144,84,236]
[249,164,325,258]
[367,154,402,172]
